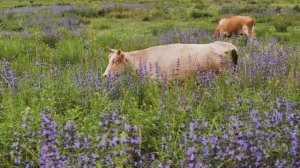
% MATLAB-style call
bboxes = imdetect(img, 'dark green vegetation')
[0,0,299,167]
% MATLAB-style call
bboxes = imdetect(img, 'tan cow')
[102,41,238,82]
[213,16,255,41]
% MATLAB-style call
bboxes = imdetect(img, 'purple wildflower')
[2,60,17,92]
[39,113,63,168]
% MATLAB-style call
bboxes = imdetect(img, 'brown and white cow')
[213,16,255,41]
[102,41,238,82]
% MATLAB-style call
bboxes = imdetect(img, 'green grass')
[0,0,299,167]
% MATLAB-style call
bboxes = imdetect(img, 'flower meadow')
[0,0,300,167]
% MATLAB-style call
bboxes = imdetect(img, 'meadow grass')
[0,0,300,167]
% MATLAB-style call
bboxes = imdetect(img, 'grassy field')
[0,0,300,167]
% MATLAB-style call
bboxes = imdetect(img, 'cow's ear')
[118,52,124,61]
[109,48,115,53]
[117,50,124,60]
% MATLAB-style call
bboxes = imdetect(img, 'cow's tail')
[231,46,238,72]
[231,49,238,66]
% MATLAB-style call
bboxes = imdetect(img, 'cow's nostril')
[103,74,107,78]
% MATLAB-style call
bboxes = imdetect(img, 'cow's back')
[127,42,236,81]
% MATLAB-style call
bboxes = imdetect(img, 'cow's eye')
[112,59,117,64]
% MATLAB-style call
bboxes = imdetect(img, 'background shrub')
[41,34,60,48]
[293,5,300,12]
[190,10,213,18]
[142,16,150,21]
[54,38,84,65]
[151,22,175,35]
[274,22,288,32]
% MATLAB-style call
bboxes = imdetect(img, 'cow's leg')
[241,25,250,39]
[249,25,255,42]
[248,27,254,43]
[243,25,254,44]
[249,19,256,42]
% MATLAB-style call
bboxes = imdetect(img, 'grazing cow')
[213,16,255,41]
[102,41,238,82]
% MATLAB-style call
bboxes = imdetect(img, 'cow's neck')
[124,52,142,73]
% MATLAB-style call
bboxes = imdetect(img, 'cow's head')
[102,48,127,78]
